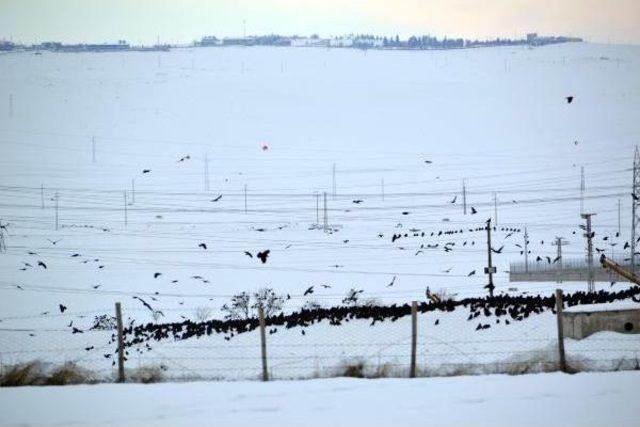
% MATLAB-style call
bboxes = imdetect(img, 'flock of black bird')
[113,285,640,352]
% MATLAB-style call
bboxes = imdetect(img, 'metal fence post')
[258,305,269,381]
[555,289,567,373]
[410,301,418,378]
[115,302,125,383]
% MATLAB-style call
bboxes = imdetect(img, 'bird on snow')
[470,207,477,214]
[37,261,47,269]
[59,304,67,313]
[198,243,207,250]
[210,195,222,202]
[142,169,151,174]
[468,270,476,276]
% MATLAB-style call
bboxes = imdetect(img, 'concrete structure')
[510,256,630,283]
[563,304,640,339]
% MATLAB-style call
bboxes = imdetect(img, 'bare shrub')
[45,362,94,385]
[0,361,45,386]
[128,365,166,383]
[192,306,213,322]
[221,288,286,320]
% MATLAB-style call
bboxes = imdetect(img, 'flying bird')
[449,196,457,204]
[257,250,270,264]
[491,245,504,254]
[198,243,207,250]
[468,270,476,276]
[211,195,223,202]
[470,207,477,214]
[154,272,162,278]
[243,251,253,258]
[566,96,574,104]
[177,155,191,162]
[37,261,47,269]
[59,304,67,313]
[303,286,314,296]
[142,169,151,174]
[387,275,397,287]
[46,238,62,245]
[632,193,639,201]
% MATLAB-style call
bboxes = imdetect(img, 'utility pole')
[493,192,498,226]
[124,191,128,226]
[618,199,621,236]
[332,163,336,201]
[204,153,210,192]
[54,192,59,231]
[581,213,596,292]
[580,166,585,214]
[40,184,44,209]
[323,191,328,233]
[462,179,467,215]
[524,226,529,273]
[484,218,496,296]
[91,136,96,164]
[551,237,570,283]
[631,146,639,273]
[131,179,135,205]
[244,184,248,214]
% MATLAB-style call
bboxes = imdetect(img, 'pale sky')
[1,0,639,45]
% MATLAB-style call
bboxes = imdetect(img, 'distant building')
[291,37,329,47]
[199,36,220,47]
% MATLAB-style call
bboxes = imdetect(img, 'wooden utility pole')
[555,289,567,373]
[115,302,125,383]
[258,305,269,381]
[410,301,418,378]
[484,218,496,296]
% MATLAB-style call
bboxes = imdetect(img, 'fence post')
[115,302,125,383]
[410,301,418,378]
[555,289,567,373]
[258,305,269,381]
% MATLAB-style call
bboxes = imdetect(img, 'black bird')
[632,193,639,201]
[566,96,574,103]
[387,275,397,287]
[303,286,314,296]
[321,284,332,289]
[434,319,439,325]
[470,207,477,214]
[59,304,67,313]
[198,243,207,250]
[70,253,80,257]
[92,285,101,289]
[424,160,433,164]
[402,211,410,215]
[37,261,47,269]
[491,245,504,254]
[352,200,363,204]
[142,169,151,174]
[449,195,457,204]
[553,255,561,263]
[154,272,162,278]
[468,270,476,276]
[211,195,223,202]
[71,327,83,334]
[28,251,38,255]
[84,346,94,351]
[257,250,270,264]
[244,251,253,258]
[133,296,164,317]
[47,238,62,245]
[177,155,191,162]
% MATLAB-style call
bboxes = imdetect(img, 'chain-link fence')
[1,292,640,384]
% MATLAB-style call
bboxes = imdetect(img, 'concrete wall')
[563,309,640,339]
[510,269,624,282]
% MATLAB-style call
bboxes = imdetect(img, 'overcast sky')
[1,0,639,45]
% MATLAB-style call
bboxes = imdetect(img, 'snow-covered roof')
[564,300,640,313]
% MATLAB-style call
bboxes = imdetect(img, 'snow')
[565,300,640,313]
[1,42,640,379]
[1,372,638,427]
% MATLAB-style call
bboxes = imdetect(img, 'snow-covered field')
[1,42,640,379]
[1,372,639,427]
